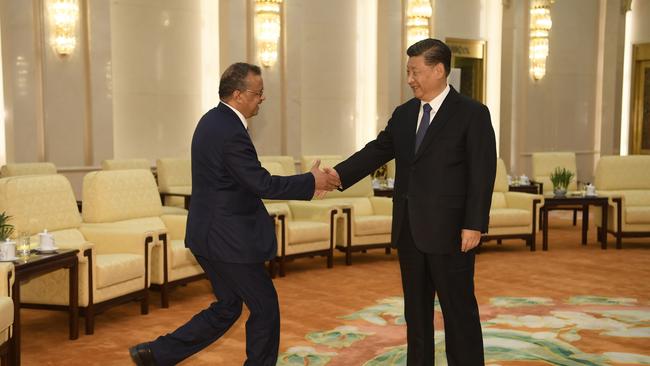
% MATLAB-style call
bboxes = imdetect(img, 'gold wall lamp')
[529,0,553,81]
[254,0,282,68]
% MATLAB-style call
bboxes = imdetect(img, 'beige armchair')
[532,152,581,225]
[81,169,203,308]
[157,158,191,210]
[259,156,338,277]
[0,162,57,177]
[483,159,543,250]
[594,156,650,249]
[102,159,187,215]
[0,263,14,365]
[101,158,150,171]
[0,174,152,335]
[302,156,393,265]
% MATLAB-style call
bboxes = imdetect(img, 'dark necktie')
[415,103,432,153]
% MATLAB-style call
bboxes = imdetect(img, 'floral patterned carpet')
[278,296,650,366]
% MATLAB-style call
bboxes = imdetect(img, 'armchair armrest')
[0,262,14,297]
[264,203,290,217]
[504,192,544,211]
[287,201,338,221]
[594,190,624,206]
[369,196,392,215]
[55,240,94,264]
[160,214,187,241]
[79,226,155,256]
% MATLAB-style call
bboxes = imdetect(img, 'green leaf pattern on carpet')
[306,326,375,348]
[278,296,650,366]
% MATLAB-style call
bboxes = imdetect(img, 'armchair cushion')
[96,254,145,289]
[82,170,163,223]
[0,162,56,177]
[287,221,329,244]
[156,158,191,192]
[355,215,392,236]
[171,240,198,268]
[0,297,13,340]
[532,152,578,193]
[0,174,81,234]
[627,207,650,224]
[259,156,297,175]
[101,159,150,171]
[489,208,531,227]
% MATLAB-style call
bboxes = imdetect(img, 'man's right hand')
[311,160,341,193]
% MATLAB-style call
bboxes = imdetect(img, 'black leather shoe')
[129,342,156,366]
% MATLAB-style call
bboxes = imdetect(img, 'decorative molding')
[621,0,632,14]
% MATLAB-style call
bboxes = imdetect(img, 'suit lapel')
[403,99,420,162]
[413,86,461,162]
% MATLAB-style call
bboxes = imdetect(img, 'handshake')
[310,160,341,199]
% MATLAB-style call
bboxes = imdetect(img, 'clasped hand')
[310,160,341,199]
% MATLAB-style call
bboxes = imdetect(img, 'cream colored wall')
[631,0,650,43]
[500,0,627,183]
[111,0,203,160]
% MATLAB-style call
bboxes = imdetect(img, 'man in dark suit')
[327,39,496,365]
[129,62,341,366]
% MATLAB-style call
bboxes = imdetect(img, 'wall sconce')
[406,0,432,47]
[49,0,79,56]
[254,0,282,68]
[529,0,553,81]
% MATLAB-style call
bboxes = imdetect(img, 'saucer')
[36,247,59,254]
[0,256,18,262]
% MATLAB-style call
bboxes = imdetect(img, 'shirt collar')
[220,101,248,130]
[420,84,450,112]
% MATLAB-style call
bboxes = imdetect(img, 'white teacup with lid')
[38,229,55,250]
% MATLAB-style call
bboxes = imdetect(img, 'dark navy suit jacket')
[334,87,496,254]
[185,102,315,263]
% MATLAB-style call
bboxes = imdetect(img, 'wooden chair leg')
[85,306,95,335]
[497,239,502,245]
[141,290,149,315]
[385,247,391,255]
[279,256,286,277]
[346,246,352,266]
[327,251,333,268]
[573,209,578,226]
[161,283,169,308]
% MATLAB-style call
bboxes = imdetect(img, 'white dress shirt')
[221,101,248,130]
[415,84,450,133]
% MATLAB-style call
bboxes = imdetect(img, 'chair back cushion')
[260,161,286,176]
[82,169,163,223]
[259,156,297,175]
[494,159,508,193]
[101,159,150,171]
[595,155,650,191]
[0,162,57,177]
[157,158,191,192]
[532,152,578,193]
[0,174,81,234]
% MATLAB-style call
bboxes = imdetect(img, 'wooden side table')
[540,195,609,250]
[10,249,79,366]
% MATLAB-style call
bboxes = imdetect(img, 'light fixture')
[529,0,553,81]
[406,0,432,47]
[254,0,282,68]
[49,0,79,56]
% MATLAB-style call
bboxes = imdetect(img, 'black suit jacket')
[335,87,496,254]
[185,102,315,263]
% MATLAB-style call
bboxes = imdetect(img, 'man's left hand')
[461,229,481,252]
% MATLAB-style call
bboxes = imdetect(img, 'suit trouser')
[398,214,484,366]
[149,255,280,366]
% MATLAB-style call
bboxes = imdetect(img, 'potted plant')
[549,167,574,197]
[0,211,14,242]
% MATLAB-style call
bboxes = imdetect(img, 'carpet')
[278,295,650,365]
